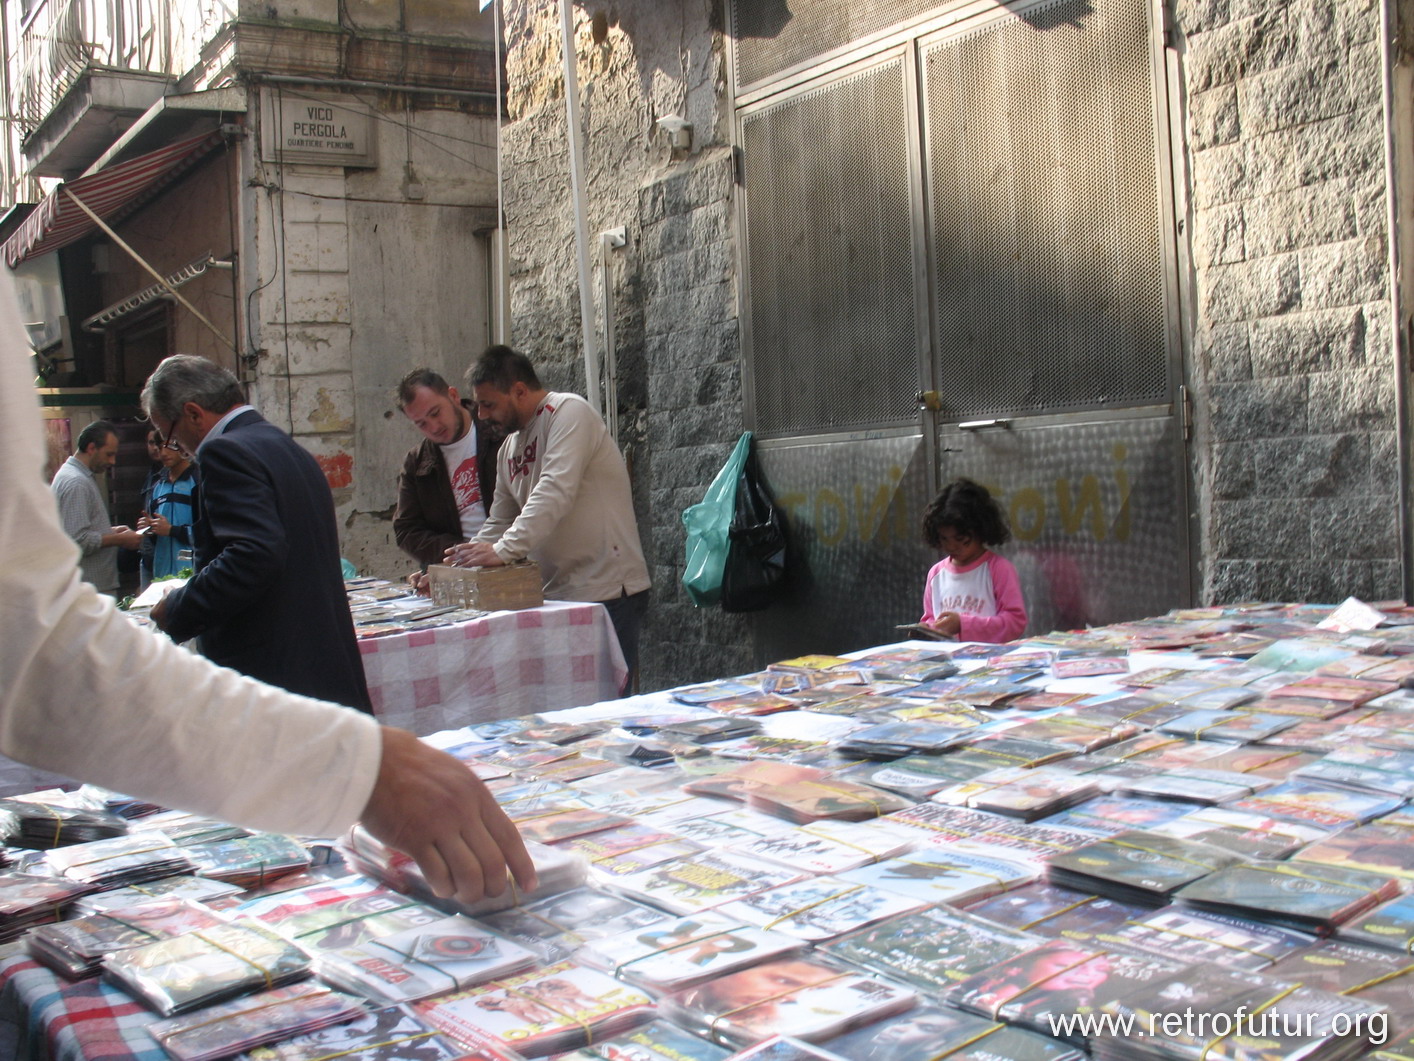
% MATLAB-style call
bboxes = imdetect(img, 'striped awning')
[2,130,223,268]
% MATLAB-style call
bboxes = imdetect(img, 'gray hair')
[142,355,245,423]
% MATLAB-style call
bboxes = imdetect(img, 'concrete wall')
[499,1,755,689]
[1176,0,1401,604]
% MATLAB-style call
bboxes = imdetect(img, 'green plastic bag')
[682,432,753,607]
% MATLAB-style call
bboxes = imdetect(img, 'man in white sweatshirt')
[1,269,533,906]
[446,346,651,692]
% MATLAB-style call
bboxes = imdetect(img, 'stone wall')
[1178,0,1400,603]
[501,1,755,690]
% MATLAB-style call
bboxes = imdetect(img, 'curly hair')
[922,477,1011,549]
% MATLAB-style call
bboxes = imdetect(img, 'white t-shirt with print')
[438,425,486,540]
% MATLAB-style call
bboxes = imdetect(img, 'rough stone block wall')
[1179,0,1399,604]
[639,153,755,686]
[502,1,752,690]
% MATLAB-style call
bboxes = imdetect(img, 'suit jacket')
[162,410,372,712]
[393,403,500,568]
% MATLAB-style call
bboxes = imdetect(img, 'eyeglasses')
[151,422,184,453]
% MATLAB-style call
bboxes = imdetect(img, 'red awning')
[3,130,223,268]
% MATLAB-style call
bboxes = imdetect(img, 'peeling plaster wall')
[500,0,752,690]
[245,87,498,576]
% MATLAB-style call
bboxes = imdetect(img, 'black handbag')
[721,442,788,612]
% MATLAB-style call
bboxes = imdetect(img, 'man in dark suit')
[141,355,371,713]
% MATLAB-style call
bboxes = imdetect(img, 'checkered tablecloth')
[359,599,628,735]
[0,950,164,1061]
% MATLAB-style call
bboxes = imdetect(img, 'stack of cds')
[103,917,312,1015]
[1174,860,1403,934]
[0,872,95,942]
[661,956,915,1048]
[182,834,312,888]
[1090,965,1384,1061]
[822,1004,1085,1061]
[341,828,586,916]
[822,906,1040,994]
[411,960,655,1057]
[74,874,243,915]
[45,833,193,887]
[147,982,364,1061]
[241,1004,495,1061]
[944,938,1183,1046]
[1045,830,1241,906]
[0,799,128,848]
[578,909,802,991]
[715,875,929,943]
[27,897,228,978]
[557,1020,733,1061]
[236,874,446,953]
[318,914,537,1003]
[479,886,671,963]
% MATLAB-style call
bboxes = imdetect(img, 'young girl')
[920,478,1027,643]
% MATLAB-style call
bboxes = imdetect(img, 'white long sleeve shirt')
[475,392,650,603]
[0,268,380,837]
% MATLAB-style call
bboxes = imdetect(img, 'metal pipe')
[600,230,619,443]
[251,73,494,101]
[559,0,600,414]
[1380,0,1411,602]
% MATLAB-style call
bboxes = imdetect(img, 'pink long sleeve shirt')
[921,550,1028,643]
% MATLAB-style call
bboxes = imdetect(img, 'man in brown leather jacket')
[393,368,501,569]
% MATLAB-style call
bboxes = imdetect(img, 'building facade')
[4,0,506,576]
[495,0,1411,688]
[10,0,1409,691]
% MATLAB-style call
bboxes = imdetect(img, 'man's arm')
[157,442,287,642]
[393,454,463,567]
[483,399,598,563]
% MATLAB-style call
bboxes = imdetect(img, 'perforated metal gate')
[740,57,918,436]
[732,0,1190,657]
[924,0,1169,417]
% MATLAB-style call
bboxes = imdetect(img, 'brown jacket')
[393,403,500,568]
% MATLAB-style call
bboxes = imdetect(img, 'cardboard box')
[424,561,544,611]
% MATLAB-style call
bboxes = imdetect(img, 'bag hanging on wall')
[721,439,788,613]
[681,432,753,607]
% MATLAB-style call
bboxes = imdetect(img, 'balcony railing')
[15,0,172,135]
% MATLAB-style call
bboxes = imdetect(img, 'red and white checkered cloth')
[359,600,627,734]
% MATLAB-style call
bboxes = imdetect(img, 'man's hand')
[444,541,504,569]
[138,514,172,537]
[105,526,144,550]
[407,570,430,597]
[150,593,171,630]
[361,727,537,904]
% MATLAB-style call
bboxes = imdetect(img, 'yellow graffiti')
[774,450,1134,547]
[815,488,847,547]
[1057,476,1106,539]
[1009,488,1046,541]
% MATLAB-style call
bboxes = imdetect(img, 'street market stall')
[4,599,1414,1059]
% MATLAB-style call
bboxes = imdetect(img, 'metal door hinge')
[1180,384,1193,440]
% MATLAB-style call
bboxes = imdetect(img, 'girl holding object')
[920,477,1027,643]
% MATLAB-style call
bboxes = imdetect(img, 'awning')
[2,129,223,268]
[82,253,233,332]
